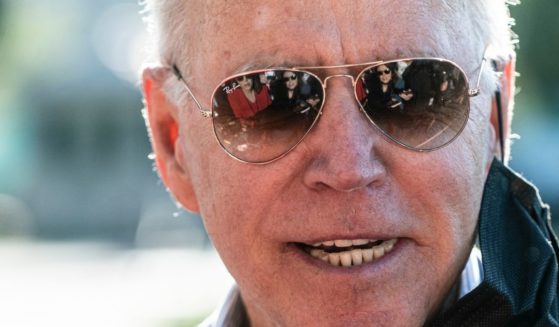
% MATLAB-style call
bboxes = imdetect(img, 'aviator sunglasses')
[377,68,392,76]
[172,56,487,164]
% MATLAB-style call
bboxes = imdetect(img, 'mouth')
[297,239,399,268]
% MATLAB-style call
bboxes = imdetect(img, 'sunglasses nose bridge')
[323,74,355,87]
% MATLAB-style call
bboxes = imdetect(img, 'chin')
[272,306,425,327]
[244,282,434,327]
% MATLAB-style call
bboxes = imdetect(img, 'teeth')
[329,253,341,266]
[383,239,396,252]
[352,239,370,246]
[311,239,377,248]
[334,240,353,247]
[373,246,385,259]
[310,249,329,262]
[351,249,363,265]
[363,248,374,263]
[340,252,352,267]
[308,239,399,268]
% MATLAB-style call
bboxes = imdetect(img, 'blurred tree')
[511,0,559,116]
[0,0,4,49]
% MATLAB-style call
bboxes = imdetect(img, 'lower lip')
[286,239,410,276]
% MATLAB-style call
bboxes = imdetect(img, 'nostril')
[328,166,383,192]
[298,80,388,192]
[303,153,386,192]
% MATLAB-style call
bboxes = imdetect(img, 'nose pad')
[302,77,386,192]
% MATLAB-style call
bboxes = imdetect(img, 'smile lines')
[301,239,399,267]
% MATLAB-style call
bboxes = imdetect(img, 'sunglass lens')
[356,59,469,150]
[212,70,324,163]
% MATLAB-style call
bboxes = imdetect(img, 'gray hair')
[141,0,518,109]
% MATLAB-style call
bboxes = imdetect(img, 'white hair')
[141,0,518,110]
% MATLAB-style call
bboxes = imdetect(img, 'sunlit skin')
[144,1,505,326]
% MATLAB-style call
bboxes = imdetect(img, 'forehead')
[188,1,480,81]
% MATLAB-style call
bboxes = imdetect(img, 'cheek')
[385,116,489,250]
[190,155,278,261]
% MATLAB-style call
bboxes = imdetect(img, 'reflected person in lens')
[227,74,272,118]
[364,63,413,111]
[141,1,558,326]
[270,71,305,111]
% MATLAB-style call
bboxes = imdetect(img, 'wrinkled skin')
[144,1,506,326]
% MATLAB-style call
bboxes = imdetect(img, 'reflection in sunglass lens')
[211,70,324,163]
[356,59,469,150]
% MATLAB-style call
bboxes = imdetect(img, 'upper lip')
[304,239,380,247]
[293,234,400,246]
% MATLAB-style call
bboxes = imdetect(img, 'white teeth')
[363,248,374,263]
[340,252,352,267]
[328,253,341,266]
[352,239,370,246]
[351,249,363,265]
[310,239,378,248]
[334,240,353,247]
[312,238,377,248]
[383,239,396,252]
[373,246,385,259]
[307,239,399,268]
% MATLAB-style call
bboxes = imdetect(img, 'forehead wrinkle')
[227,43,325,75]
[193,1,485,90]
[197,2,343,60]
[389,3,480,73]
[233,60,307,75]
[313,1,445,65]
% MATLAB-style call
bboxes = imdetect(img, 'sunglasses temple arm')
[172,64,212,118]
[469,57,487,97]
[470,54,504,162]
[495,87,505,163]
[492,58,505,163]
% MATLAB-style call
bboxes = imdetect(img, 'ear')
[142,67,200,213]
[489,55,516,164]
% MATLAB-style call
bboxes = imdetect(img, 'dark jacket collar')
[430,159,559,326]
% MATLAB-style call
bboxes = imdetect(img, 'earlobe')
[142,67,200,213]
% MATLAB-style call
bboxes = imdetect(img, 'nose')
[302,77,387,192]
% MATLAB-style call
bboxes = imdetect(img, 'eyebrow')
[232,60,308,75]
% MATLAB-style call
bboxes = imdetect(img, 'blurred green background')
[0,0,557,326]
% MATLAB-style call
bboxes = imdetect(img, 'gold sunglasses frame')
[171,56,487,164]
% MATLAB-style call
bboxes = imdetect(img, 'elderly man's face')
[166,1,495,326]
